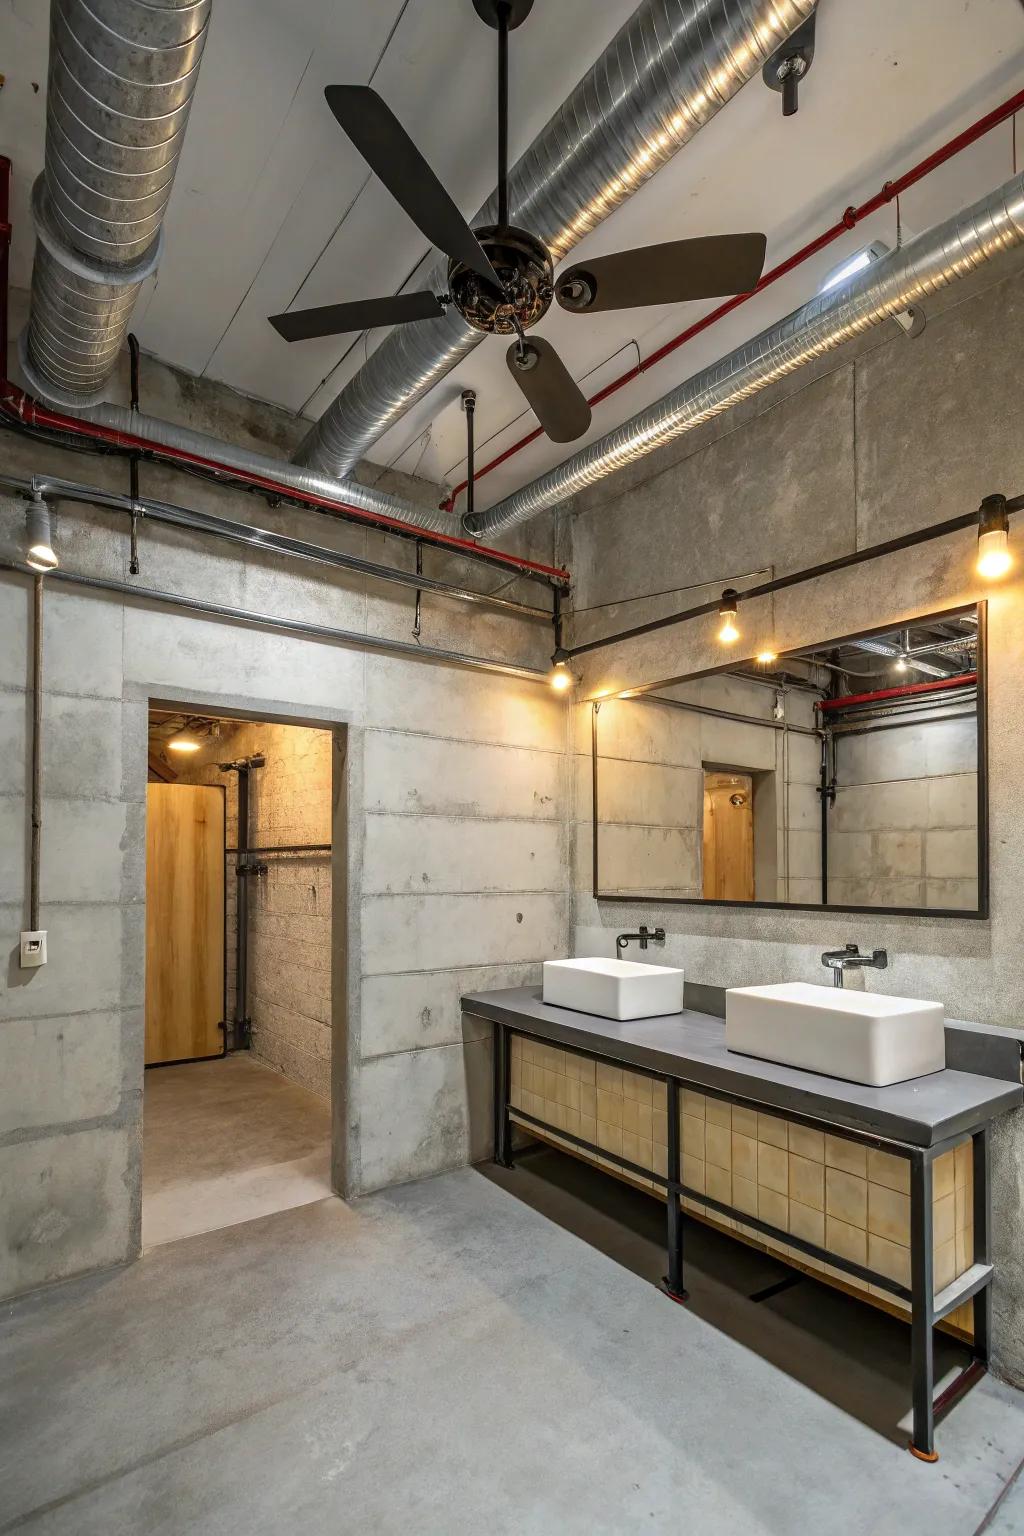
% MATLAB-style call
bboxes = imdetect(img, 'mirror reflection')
[593,604,983,914]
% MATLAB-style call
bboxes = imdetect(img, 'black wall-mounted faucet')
[617,926,665,953]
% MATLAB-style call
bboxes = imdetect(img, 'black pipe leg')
[909,1151,938,1461]
[663,1078,687,1302]
[492,1022,513,1168]
[972,1128,992,1369]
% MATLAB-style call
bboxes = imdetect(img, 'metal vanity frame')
[490,1017,993,1463]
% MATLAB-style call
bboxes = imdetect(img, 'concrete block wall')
[0,298,572,1301]
[568,246,1024,1383]
[167,719,334,1098]
[829,713,978,910]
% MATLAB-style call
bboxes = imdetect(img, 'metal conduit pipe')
[20,0,211,407]
[71,397,481,539]
[0,560,550,684]
[294,0,817,480]
[0,469,550,619]
[470,169,1024,536]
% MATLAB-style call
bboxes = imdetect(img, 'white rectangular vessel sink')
[543,958,684,1021]
[725,982,945,1086]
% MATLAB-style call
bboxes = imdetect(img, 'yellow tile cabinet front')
[508,1031,975,1336]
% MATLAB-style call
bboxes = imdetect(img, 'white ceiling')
[3,0,1023,512]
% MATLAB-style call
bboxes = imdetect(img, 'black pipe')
[225,843,331,855]
[220,754,264,1050]
[463,390,476,523]
[0,471,550,621]
[818,730,830,906]
[568,497,1024,660]
[413,542,423,641]
[497,3,510,227]
[127,334,141,575]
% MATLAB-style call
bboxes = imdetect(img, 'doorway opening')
[702,770,754,901]
[142,707,341,1249]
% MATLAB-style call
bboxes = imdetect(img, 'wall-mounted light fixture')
[976,494,1011,580]
[25,493,58,572]
[549,647,573,692]
[718,589,740,645]
[167,733,202,753]
[755,648,778,665]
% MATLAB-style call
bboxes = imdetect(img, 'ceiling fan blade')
[506,336,592,444]
[324,85,501,289]
[269,291,444,343]
[555,233,767,314]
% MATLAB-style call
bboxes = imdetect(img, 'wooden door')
[145,784,225,1064]
[702,772,754,901]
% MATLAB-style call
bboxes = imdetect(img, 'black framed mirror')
[592,602,987,917]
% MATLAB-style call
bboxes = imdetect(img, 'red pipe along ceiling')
[818,674,978,712]
[0,155,569,589]
[441,87,1024,513]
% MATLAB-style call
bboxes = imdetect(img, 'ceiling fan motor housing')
[449,224,553,335]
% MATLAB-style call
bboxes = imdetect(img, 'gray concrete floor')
[2,1161,1024,1534]
[142,1055,332,1248]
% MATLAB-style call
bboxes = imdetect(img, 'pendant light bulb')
[549,647,573,692]
[976,496,1011,580]
[25,496,58,572]
[718,589,740,645]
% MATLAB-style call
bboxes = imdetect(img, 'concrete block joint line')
[293,0,817,480]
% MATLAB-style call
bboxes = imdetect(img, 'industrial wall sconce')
[977,494,1011,580]
[717,589,740,644]
[549,645,573,691]
[25,492,58,572]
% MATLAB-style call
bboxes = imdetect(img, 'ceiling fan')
[269,0,767,446]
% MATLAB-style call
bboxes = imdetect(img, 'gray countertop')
[462,986,1022,1148]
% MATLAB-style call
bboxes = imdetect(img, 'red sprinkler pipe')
[0,386,570,585]
[818,674,977,712]
[441,87,1024,512]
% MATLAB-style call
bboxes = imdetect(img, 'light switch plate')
[20,930,47,968]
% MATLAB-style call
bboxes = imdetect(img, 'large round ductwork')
[20,0,211,408]
[467,169,1024,537]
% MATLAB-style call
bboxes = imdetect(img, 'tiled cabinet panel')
[508,1033,974,1334]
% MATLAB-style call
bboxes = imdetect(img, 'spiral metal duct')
[468,169,1024,536]
[294,0,818,480]
[21,0,211,408]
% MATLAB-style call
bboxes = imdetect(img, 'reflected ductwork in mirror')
[591,603,986,918]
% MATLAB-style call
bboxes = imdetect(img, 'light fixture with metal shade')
[718,589,740,645]
[25,494,58,572]
[976,494,1012,580]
